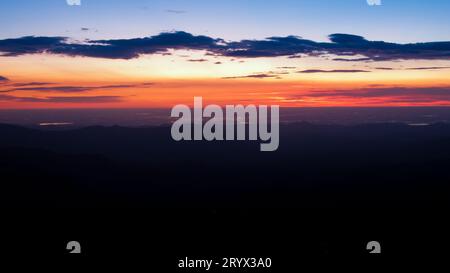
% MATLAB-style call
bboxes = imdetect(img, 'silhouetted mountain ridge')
[1,122,449,208]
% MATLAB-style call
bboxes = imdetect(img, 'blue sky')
[1,0,450,43]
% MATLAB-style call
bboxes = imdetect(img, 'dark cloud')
[0,76,9,82]
[0,36,66,57]
[405,66,450,70]
[332,57,372,62]
[222,73,278,79]
[326,34,450,61]
[7,86,93,93]
[298,69,370,73]
[370,66,450,71]
[42,96,123,103]
[328,34,366,44]
[0,94,124,103]
[229,31,443,60]
[223,35,317,58]
[1,32,450,61]
[0,83,152,93]
[295,86,450,99]
[81,27,90,31]
[9,82,54,87]
[0,32,223,59]
[187,58,208,62]
[56,31,223,59]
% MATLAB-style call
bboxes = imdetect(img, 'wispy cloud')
[165,9,186,14]
[277,66,297,69]
[0,83,153,93]
[9,82,54,87]
[0,94,124,103]
[187,58,208,62]
[0,76,10,82]
[298,69,371,73]
[405,66,450,70]
[292,86,450,99]
[222,73,279,79]
[332,57,372,62]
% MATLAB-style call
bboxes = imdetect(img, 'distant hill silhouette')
[1,122,450,208]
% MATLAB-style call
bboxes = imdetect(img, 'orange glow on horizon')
[1,53,450,109]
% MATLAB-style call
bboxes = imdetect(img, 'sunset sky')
[1,0,450,108]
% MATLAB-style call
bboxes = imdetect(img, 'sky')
[1,0,450,108]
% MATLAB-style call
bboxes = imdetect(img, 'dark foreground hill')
[0,122,449,209]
